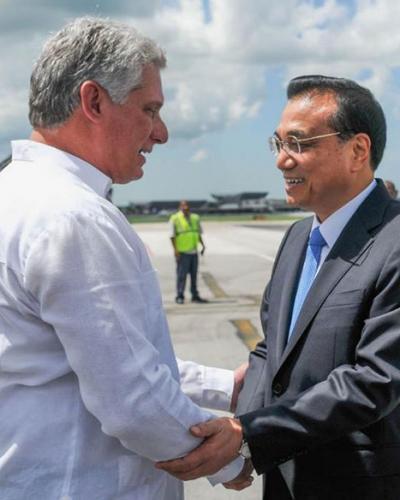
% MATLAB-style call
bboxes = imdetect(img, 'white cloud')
[132,0,400,136]
[190,148,208,163]
[1,0,400,156]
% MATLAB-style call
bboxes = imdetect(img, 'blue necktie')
[288,227,327,340]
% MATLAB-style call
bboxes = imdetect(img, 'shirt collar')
[311,179,377,248]
[11,140,112,199]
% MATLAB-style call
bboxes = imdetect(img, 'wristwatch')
[239,439,252,459]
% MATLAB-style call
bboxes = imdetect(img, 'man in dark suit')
[157,75,400,498]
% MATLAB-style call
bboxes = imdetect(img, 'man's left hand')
[156,417,243,480]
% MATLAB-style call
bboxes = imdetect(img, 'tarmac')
[136,220,290,500]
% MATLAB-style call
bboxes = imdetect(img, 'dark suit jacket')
[237,180,400,499]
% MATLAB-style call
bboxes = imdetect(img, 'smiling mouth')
[285,177,305,185]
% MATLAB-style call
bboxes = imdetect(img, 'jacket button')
[273,383,284,396]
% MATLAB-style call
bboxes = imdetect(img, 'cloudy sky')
[1,0,399,205]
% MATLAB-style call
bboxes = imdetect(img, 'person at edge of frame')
[384,179,398,199]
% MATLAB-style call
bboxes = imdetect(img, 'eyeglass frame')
[268,131,342,157]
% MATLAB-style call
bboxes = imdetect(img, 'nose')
[152,116,168,145]
[276,147,296,171]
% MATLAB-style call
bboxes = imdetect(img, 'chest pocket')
[323,288,365,309]
[312,288,366,331]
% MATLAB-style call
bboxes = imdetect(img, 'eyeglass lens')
[269,136,300,156]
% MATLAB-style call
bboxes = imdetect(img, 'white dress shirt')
[0,141,243,500]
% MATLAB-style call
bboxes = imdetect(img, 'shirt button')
[60,496,72,500]
[272,383,284,396]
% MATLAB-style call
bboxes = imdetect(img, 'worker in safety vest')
[170,200,207,304]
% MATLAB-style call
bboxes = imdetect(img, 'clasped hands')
[156,363,254,491]
[156,417,253,490]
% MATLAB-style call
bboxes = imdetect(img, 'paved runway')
[136,220,289,500]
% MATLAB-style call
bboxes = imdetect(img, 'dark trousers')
[264,467,400,500]
[176,253,199,299]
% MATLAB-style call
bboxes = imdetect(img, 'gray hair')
[29,17,166,129]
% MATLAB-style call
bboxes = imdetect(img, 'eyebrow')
[274,129,316,139]
[145,100,163,109]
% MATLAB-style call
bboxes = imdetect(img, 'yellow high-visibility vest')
[170,211,201,253]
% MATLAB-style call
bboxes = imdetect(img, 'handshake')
[157,417,254,491]
[156,362,254,491]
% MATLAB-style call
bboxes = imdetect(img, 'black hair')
[287,75,386,170]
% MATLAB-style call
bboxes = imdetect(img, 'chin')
[123,166,144,183]
[286,195,298,206]
[133,170,144,181]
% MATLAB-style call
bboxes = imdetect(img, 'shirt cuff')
[202,365,234,411]
[207,456,244,486]
[177,359,234,412]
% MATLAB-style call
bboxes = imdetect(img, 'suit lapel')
[279,180,391,367]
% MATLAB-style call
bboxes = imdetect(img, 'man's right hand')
[156,417,243,479]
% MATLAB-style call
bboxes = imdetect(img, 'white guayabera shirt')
[0,141,243,500]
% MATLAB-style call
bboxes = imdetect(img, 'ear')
[349,133,371,171]
[79,80,108,124]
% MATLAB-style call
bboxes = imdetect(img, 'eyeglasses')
[268,131,341,157]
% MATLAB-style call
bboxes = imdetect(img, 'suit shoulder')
[371,204,400,260]
[379,201,400,234]
[386,199,400,217]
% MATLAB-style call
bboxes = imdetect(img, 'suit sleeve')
[240,242,400,475]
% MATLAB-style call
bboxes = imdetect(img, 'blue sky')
[1,0,399,205]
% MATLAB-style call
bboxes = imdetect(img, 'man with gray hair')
[0,17,250,499]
